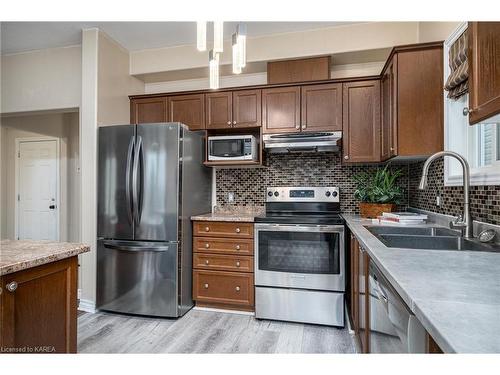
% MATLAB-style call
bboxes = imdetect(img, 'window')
[444,23,500,186]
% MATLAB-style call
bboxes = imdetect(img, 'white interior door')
[17,140,59,240]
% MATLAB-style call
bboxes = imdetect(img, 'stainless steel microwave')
[208,135,258,161]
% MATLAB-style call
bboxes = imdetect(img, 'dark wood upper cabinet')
[168,94,205,130]
[301,83,342,132]
[468,22,500,124]
[396,46,443,156]
[205,92,233,129]
[130,97,167,124]
[342,80,381,163]
[262,86,301,134]
[267,56,331,84]
[381,56,398,160]
[0,257,78,353]
[232,89,262,128]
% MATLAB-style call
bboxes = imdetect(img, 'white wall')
[0,112,79,241]
[418,22,462,43]
[1,46,82,114]
[97,32,144,126]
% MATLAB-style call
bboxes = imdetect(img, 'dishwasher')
[368,262,426,353]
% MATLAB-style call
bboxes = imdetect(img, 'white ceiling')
[1,21,359,55]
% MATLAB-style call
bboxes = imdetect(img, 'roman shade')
[444,30,469,99]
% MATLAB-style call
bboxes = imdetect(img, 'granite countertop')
[191,206,265,222]
[342,214,500,353]
[0,240,90,276]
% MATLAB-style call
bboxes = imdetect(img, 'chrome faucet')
[418,151,472,238]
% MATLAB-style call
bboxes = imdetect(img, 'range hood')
[263,131,342,153]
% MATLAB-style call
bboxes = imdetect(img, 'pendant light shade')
[196,21,207,51]
[209,50,220,89]
[232,33,241,74]
[213,21,224,53]
[236,23,247,68]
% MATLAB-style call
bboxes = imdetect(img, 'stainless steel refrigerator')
[96,122,211,317]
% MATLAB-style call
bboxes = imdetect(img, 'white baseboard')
[78,299,96,313]
[193,306,255,316]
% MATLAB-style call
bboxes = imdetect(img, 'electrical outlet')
[228,192,235,203]
[77,288,82,300]
[436,195,441,206]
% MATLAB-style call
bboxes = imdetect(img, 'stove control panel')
[265,186,340,203]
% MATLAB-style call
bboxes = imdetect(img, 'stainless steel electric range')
[254,186,345,327]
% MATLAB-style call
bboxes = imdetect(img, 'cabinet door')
[130,97,167,124]
[262,87,301,134]
[350,234,359,334]
[357,243,370,353]
[342,80,381,163]
[381,57,397,160]
[232,89,262,128]
[206,92,233,129]
[168,94,205,130]
[468,22,500,124]
[301,83,342,132]
[0,257,78,353]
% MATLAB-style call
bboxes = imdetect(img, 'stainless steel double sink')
[365,226,500,252]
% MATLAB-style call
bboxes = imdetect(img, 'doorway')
[15,138,60,240]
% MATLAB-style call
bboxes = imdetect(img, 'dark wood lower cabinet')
[0,257,78,353]
[350,234,369,353]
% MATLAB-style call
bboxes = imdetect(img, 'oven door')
[208,138,249,161]
[254,223,345,292]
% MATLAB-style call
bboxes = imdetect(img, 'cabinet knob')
[235,286,240,292]
[233,121,236,125]
[344,155,349,160]
[463,107,472,116]
[235,245,240,250]
[303,123,307,129]
[235,228,241,233]
[6,281,17,292]
[205,260,209,265]
[205,226,210,232]
[236,261,241,267]
[204,283,209,289]
[205,243,210,248]
[227,121,231,125]
[390,147,395,151]
[295,124,300,130]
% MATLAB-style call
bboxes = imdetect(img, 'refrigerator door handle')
[125,135,135,225]
[132,135,143,225]
[103,242,171,252]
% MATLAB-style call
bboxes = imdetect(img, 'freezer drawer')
[96,239,179,317]
[255,286,344,327]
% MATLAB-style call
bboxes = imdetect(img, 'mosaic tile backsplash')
[408,158,500,226]
[216,153,500,225]
[215,153,409,214]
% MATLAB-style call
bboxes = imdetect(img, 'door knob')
[205,226,210,232]
[236,261,240,267]
[344,155,349,160]
[6,281,18,292]
[235,245,240,250]
[205,260,209,265]
[235,286,240,292]
[235,228,241,233]
[204,283,209,289]
[205,243,210,248]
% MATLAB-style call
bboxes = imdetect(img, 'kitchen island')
[0,240,90,353]
[343,215,500,353]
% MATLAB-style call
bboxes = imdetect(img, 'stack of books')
[376,212,428,225]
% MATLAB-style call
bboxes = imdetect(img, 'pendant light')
[196,22,206,51]
[209,49,220,89]
[232,33,241,74]
[236,23,247,68]
[213,21,224,53]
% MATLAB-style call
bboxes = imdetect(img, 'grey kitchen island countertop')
[0,239,90,276]
[342,214,500,353]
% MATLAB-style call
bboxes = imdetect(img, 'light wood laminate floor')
[78,309,356,353]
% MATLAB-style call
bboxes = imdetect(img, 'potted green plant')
[353,165,404,218]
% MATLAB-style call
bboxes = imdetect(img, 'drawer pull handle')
[235,228,241,233]
[205,226,210,232]
[236,261,240,267]
[205,260,209,265]
[235,286,240,292]
[235,245,241,250]
[204,283,209,289]
[6,281,18,292]
[205,243,210,248]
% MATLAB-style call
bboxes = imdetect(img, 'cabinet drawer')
[194,253,254,273]
[193,221,254,238]
[193,270,254,307]
[193,237,253,256]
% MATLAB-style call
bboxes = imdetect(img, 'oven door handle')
[254,223,344,233]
